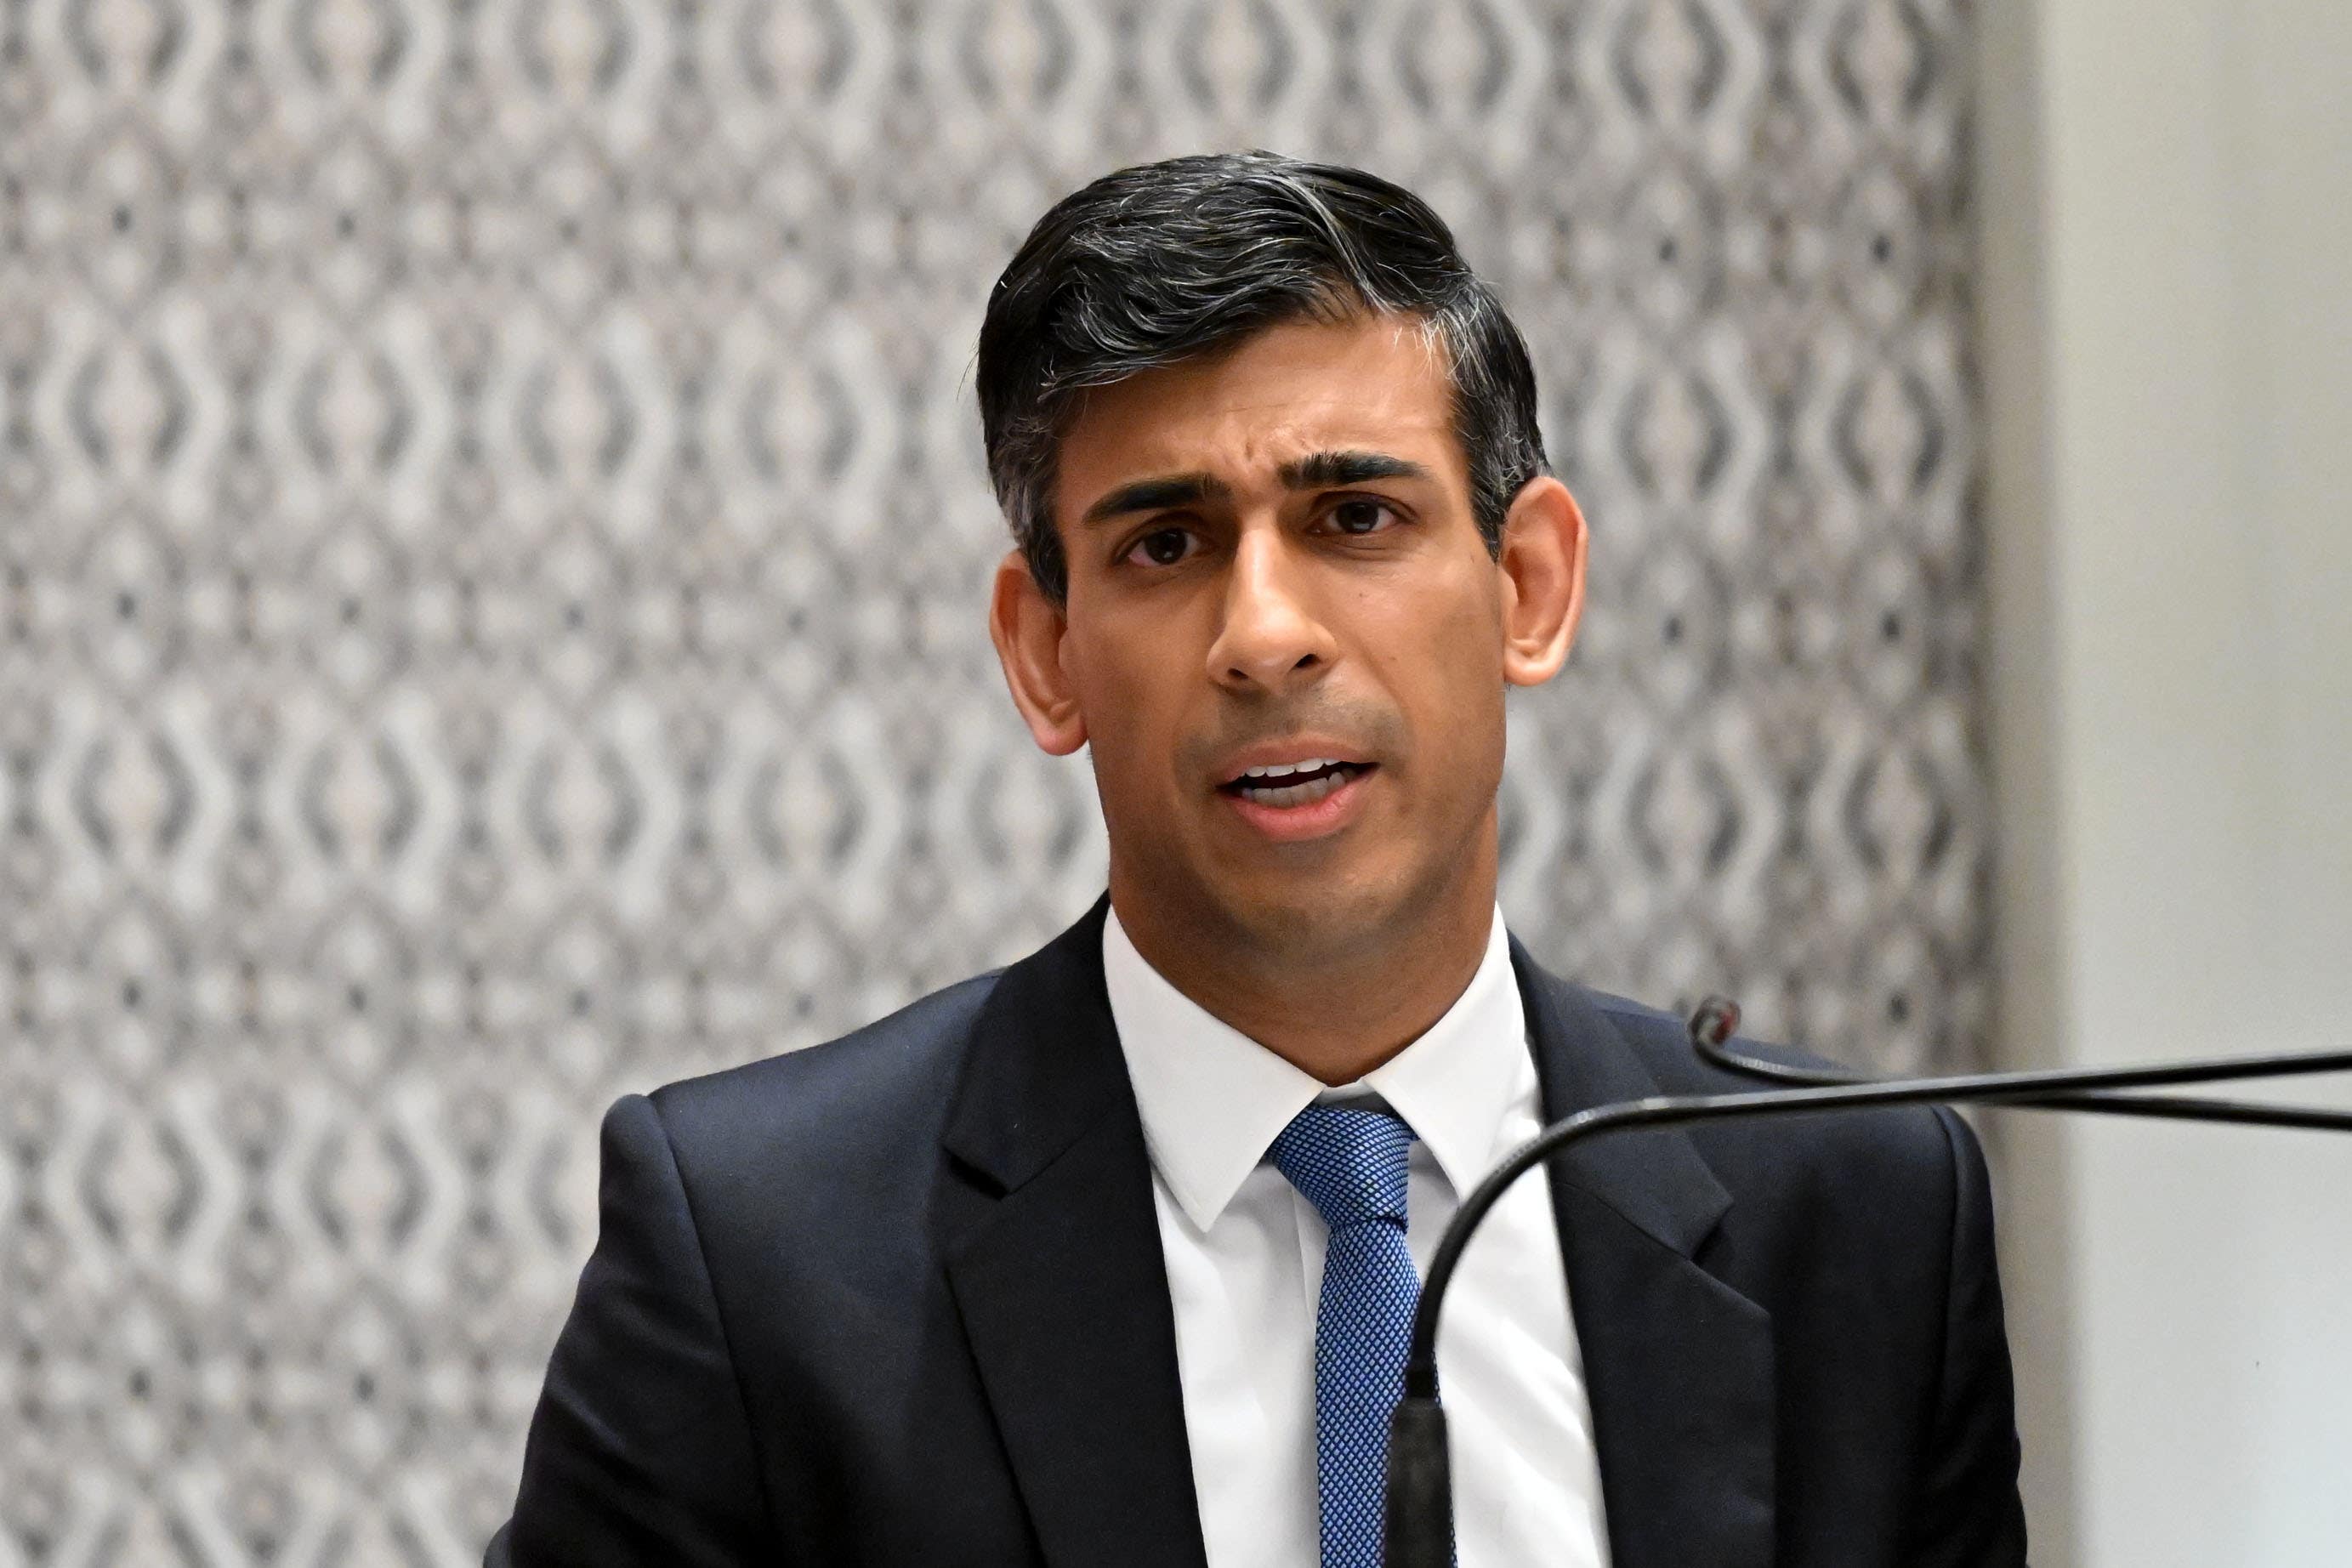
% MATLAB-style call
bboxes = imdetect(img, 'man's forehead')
[1056,315,1463,495]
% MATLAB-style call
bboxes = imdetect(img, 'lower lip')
[1218,767,1376,843]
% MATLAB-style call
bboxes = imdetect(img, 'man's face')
[1025,311,1543,959]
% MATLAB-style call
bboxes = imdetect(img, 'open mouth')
[1218,758,1374,809]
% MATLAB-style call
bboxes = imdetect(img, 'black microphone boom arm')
[1381,1003,2352,1567]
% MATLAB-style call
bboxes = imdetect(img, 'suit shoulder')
[645,968,1003,1159]
[1577,983,1972,1195]
[1579,986,1852,1088]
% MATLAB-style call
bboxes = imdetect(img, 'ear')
[989,549,1088,755]
[1497,475,1588,687]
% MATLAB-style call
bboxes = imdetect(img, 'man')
[490,153,2026,1567]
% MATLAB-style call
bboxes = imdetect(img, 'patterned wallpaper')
[0,0,1983,1559]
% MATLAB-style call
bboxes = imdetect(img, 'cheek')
[1370,583,1508,770]
[1066,628,1189,792]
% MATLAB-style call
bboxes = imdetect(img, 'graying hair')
[976,151,1550,604]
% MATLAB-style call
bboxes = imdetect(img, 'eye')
[1123,526,1199,568]
[1327,498,1401,537]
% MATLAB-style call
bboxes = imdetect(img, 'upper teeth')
[1241,758,1344,781]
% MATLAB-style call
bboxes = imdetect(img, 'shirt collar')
[1101,903,1527,1232]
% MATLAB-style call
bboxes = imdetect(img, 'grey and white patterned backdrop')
[0,0,1982,1559]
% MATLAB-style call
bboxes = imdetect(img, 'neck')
[1109,844,1499,1087]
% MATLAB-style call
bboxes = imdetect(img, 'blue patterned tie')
[1269,1104,1423,1568]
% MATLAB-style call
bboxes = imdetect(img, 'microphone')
[1381,1002,2352,1567]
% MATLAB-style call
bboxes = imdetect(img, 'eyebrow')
[1076,450,1434,529]
[1277,449,1434,489]
[1079,472,1233,528]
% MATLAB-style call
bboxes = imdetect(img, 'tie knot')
[1268,1104,1415,1234]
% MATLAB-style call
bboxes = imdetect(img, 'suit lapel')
[1512,940,1776,1568]
[941,899,1210,1568]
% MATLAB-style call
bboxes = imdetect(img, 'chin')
[1211,871,1415,960]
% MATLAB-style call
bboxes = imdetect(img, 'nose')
[1205,524,1338,695]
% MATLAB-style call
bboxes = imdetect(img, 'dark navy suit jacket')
[489,898,2028,1566]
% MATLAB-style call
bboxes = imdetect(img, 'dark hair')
[976,151,1549,604]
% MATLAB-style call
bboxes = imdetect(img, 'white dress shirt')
[1102,906,1612,1568]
